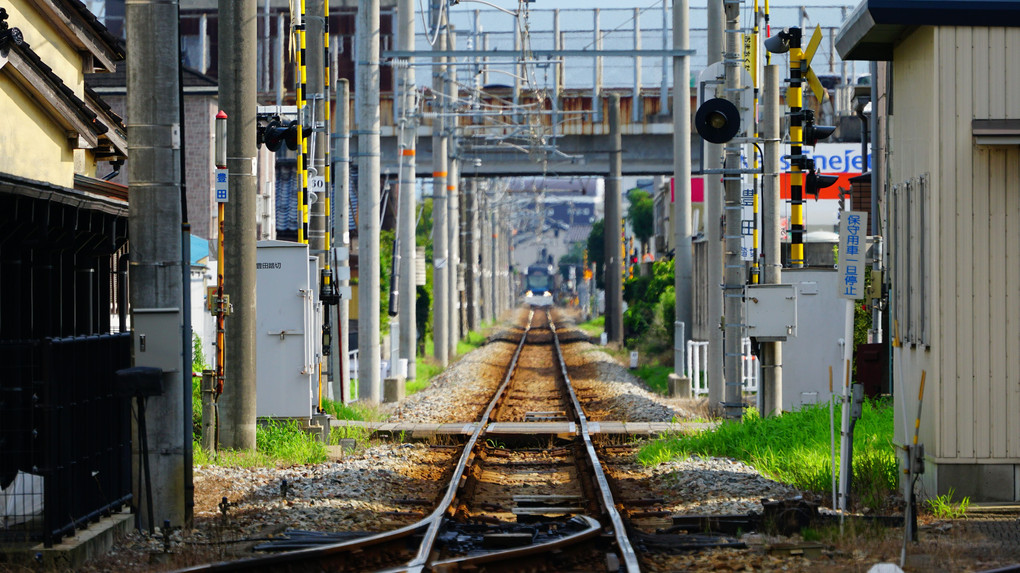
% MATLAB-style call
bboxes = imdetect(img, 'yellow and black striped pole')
[323,0,332,266]
[296,0,309,244]
[750,0,760,284]
[788,27,804,268]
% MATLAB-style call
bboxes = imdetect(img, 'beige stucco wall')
[1,0,109,186]
[0,73,76,186]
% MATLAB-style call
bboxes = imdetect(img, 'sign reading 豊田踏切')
[837,211,867,300]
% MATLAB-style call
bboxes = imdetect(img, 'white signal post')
[837,210,867,512]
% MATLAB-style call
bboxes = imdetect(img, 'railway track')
[177,306,642,572]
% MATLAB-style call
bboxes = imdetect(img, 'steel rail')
[176,308,641,572]
[420,310,641,572]
[426,515,603,570]
[549,315,642,572]
[402,308,536,572]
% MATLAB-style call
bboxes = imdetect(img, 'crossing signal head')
[259,118,300,152]
[764,27,800,54]
[805,168,839,198]
[695,98,741,144]
[802,109,835,147]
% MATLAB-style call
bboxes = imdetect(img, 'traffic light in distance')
[262,119,300,152]
[805,167,839,198]
[802,109,835,147]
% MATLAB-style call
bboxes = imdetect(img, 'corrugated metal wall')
[893,26,1020,463]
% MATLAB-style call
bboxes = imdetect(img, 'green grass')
[320,397,387,421]
[194,419,328,468]
[638,398,898,510]
[633,364,673,394]
[456,329,487,356]
[927,488,970,519]
[576,315,605,338]
[413,360,444,393]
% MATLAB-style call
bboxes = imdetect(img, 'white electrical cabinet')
[745,284,797,341]
[778,269,848,412]
[255,241,321,418]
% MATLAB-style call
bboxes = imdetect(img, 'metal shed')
[838,0,1020,501]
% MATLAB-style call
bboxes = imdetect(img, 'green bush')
[192,333,208,440]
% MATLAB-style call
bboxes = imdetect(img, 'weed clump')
[638,399,898,511]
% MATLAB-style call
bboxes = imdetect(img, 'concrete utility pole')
[308,0,327,266]
[397,0,417,381]
[126,0,186,529]
[672,0,693,384]
[480,186,492,323]
[357,0,382,401]
[465,178,479,331]
[605,94,624,345]
[218,0,258,449]
[706,0,725,415]
[761,64,783,417]
[448,160,460,352]
[722,0,743,421]
[331,79,352,402]
[395,0,416,379]
[447,27,461,351]
[432,20,449,366]
[488,204,497,321]
[448,159,460,351]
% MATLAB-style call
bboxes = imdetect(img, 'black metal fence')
[0,333,132,547]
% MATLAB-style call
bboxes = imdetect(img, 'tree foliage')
[622,258,675,345]
[626,188,655,254]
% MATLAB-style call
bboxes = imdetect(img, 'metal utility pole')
[721,0,744,420]
[706,0,725,415]
[672,0,693,384]
[357,0,382,401]
[605,94,624,345]
[218,0,257,449]
[126,0,186,529]
[432,19,449,366]
[397,0,417,381]
[761,64,783,416]
[332,78,352,401]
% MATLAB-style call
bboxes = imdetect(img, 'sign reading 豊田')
[215,168,228,203]
[837,211,867,300]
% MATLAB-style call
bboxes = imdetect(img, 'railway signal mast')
[765,24,836,266]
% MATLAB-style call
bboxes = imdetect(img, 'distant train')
[523,263,557,305]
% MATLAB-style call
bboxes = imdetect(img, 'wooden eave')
[1,43,102,149]
[33,0,122,74]
[85,87,127,160]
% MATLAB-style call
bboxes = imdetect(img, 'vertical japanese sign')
[215,168,229,203]
[740,186,756,261]
[837,210,867,299]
